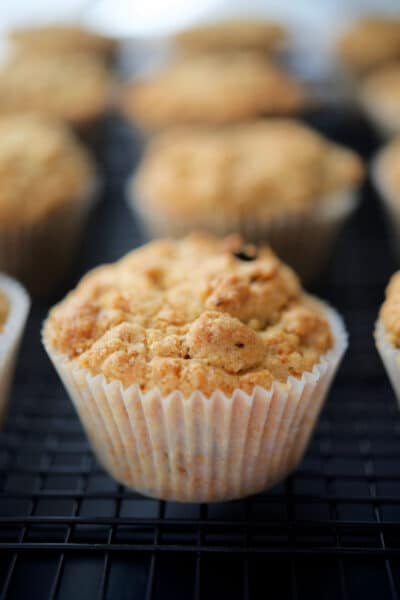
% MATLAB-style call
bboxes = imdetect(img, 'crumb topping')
[174,19,286,53]
[0,52,112,125]
[133,120,363,219]
[121,53,308,128]
[380,272,400,347]
[337,17,400,72]
[11,24,116,59]
[44,233,333,395]
[0,114,95,223]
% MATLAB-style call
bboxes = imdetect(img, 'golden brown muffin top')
[374,136,400,195]
[337,17,400,73]
[0,291,9,333]
[174,19,286,54]
[0,114,95,224]
[0,52,112,126]
[380,272,400,347]
[121,53,308,129]
[11,24,116,60]
[44,233,333,396]
[133,120,363,220]
[360,63,400,119]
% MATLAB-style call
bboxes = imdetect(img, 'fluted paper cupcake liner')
[0,177,99,296]
[0,274,30,424]
[128,186,359,284]
[371,153,400,259]
[375,319,400,407]
[43,301,347,503]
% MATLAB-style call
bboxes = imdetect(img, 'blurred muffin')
[0,274,29,424]
[337,16,400,75]
[0,114,98,295]
[43,232,347,502]
[174,19,286,54]
[10,24,117,64]
[130,120,363,282]
[359,63,400,137]
[375,272,400,408]
[121,53,308,131]
[372,137,400,257]
[0,51,113,135]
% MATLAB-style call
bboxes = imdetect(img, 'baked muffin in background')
[358,63,400,138]
[337,16,400,75]
[129,120,363,282]
[372,137,400,257]
[10,24,117,64]
[0,114,98,295]
[120,53,308,132]
[0,274,30,424]
[43,232,347,502]
[0,51,113,136]
[173,19,286,55]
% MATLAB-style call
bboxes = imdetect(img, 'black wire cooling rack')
[0,112,400,600]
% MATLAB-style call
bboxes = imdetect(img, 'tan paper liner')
[128,185,359,284]
[0,274,30,424]
[371,152,400,259]
[375,319,400,407]
[0,176,100,297]
[43,301,347,503]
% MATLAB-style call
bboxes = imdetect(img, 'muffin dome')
[133,120,363,221]
[44,233,333,396]
[0,114,95,224]
[0,52,112,127]
[121,53,308,129]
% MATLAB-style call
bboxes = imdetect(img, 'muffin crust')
[0,291,9,333]
[374,136,400,195]
[11,24,116,61]
[44,233,333,396]
[133,120,363,220]
[121,53,308,128]
[380,272,400,347]
[0,114,95,224]
[0,52,112,126]
[361,64,400,126]
[174,19,286,53]
[337,17,400,73]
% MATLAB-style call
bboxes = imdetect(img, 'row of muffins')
[3,18,400,505]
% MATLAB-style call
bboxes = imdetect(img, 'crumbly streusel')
[337,17,400,73]
[0,114,95,224]
[11,24,116,61]
[174,19,286,53]
[380,272,400,347]
[361,64,400,124]
[44,233,333,396]
[0,52,112,126]
[0,291,9,333]
[121,53,308,129]
[133,120,363,220]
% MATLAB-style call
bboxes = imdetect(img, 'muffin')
[0,51,113,136]
[372,137,400,257]
[173,19,286,55]
[359,63,400,138]
[43,233,347,502]
[337,16,400,75]
[0,113,98,295]
[120,53,308,132]
[0,274,30,424]
[130,120,364,282]
[10,24,117,64]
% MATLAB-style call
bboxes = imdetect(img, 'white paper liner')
[371,152,400,259]
[0,175,100,296]
[127,183,359,284]
[0,274,30,424]
[43,300,347,503]
[375,319,400,407]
